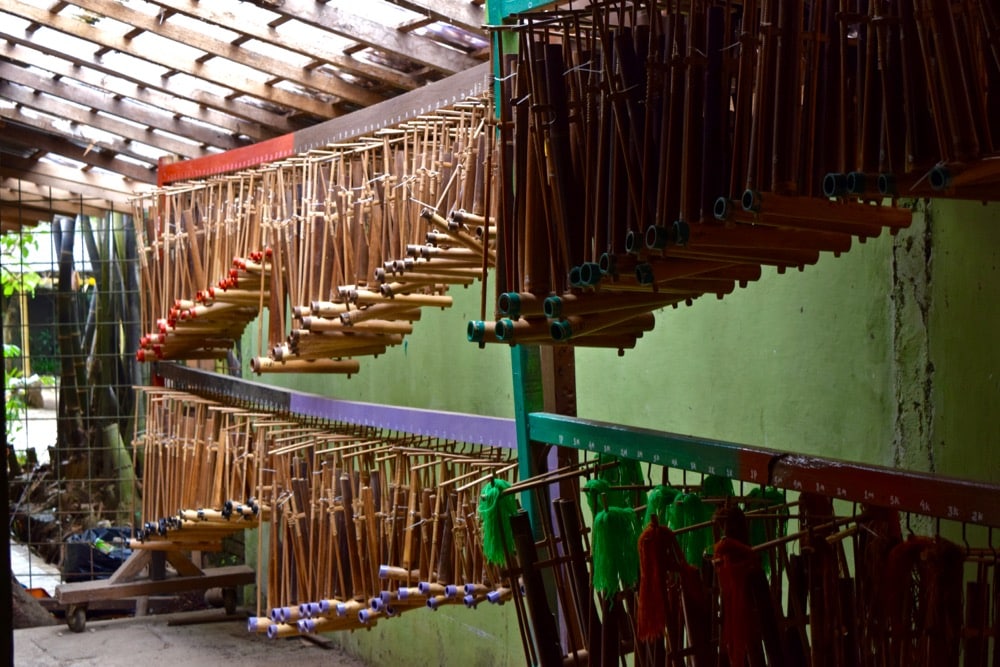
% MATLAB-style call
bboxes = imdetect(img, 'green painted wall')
[927,199,1000,483]
[575,229,897,466]
[244,200,999,665]
[243,274,515,417]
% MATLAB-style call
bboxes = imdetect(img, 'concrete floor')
[14,610,369,666]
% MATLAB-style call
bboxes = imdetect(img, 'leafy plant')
[1,229,41,298]
[4,343,25,442]
[2,229,42,443]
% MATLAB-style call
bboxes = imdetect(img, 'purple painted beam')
[289,392,516,448]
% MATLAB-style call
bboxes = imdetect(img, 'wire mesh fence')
[5,210,147,600]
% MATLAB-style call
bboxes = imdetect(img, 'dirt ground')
[14,610,369,667]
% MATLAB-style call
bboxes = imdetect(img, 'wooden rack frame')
[148,0,1000,567]
[156,363,1000,529]
[158,63,492,186]
[155,363,517,448]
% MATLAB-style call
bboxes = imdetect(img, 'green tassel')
[672,492,714,565]
[583,478,612,516]
[745,486,787,575]
[701,474,735,498]
[601,455,644,508]
[478,478,518,565]
[592,505,641,596]
[643,484,679,527]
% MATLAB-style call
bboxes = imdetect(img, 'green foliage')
[1,229,41,298]
[3,230,42,442]
[4,343,26,442]
[28,328,59,376]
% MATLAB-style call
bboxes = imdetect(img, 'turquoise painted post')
[510,344,545,536]
[487,0,561,24]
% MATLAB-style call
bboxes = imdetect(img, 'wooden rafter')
[2,122,157,184]
[69,0,387,109]
[0,63,246,153]
[0,36,300,137]
[0,79,209,160]
[2,0,338,118]
[0,156,144,208]
[384,0,487,33]
[0,0,490,229]
[242,0,484,74]
[143,0,425,93]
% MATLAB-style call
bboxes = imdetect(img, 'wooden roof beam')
[1,157,144,206]
[146,0,421,92]
[2,123,157,184]
[243,0,483,74]
[0,107,162,169]
[1,182,111,222]
[2,0,342,117]
[0,41,287,140]
[71,0,385,108]
[399,17,436,33]
[0,80,212,160]
[384,0,487,34]
[0,63,248,152]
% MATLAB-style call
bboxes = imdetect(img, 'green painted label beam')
[486,0,561,25]
[528,412,775,484]
[528,412,1000,527]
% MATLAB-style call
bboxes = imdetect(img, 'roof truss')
[0,0,487,229]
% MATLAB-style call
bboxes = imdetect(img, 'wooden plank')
[0,80,208,161]
[144,0,421,93]
[106,550,153,586]
[0,38,295,137]
[165,551,205,578]
[256,0,483,74]
[0,158,144,202]
[1,0,334,118]
[71,0,385,108]
[385,0,487,34]
[0,63,246,152]
[1,187,108,220]
[0,106,172,171]
[0,166,135,209]
[55,565,254,605]
[1,123,158,185]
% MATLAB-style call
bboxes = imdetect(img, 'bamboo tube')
[346,289,454,309]
[300,317,414,335]
[251,357,361,374]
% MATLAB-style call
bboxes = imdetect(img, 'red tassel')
[636,523,667,641]
[714,536,761,667]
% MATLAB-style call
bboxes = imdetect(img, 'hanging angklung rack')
[129,386,272,552]
[487,412,1000,667]
[145,364,521,639]
[471,0,1000,352]
[249,428,519,638]
[130,71,498,375]
[149,364,1000,662]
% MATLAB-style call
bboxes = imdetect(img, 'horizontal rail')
[158,63,492,185]
[155,363,516,448]
[528,412,1000,527]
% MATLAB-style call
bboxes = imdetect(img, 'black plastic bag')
[62,526,132,582]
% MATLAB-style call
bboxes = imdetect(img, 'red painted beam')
[158,134,296,186]
[156,64,492,187]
